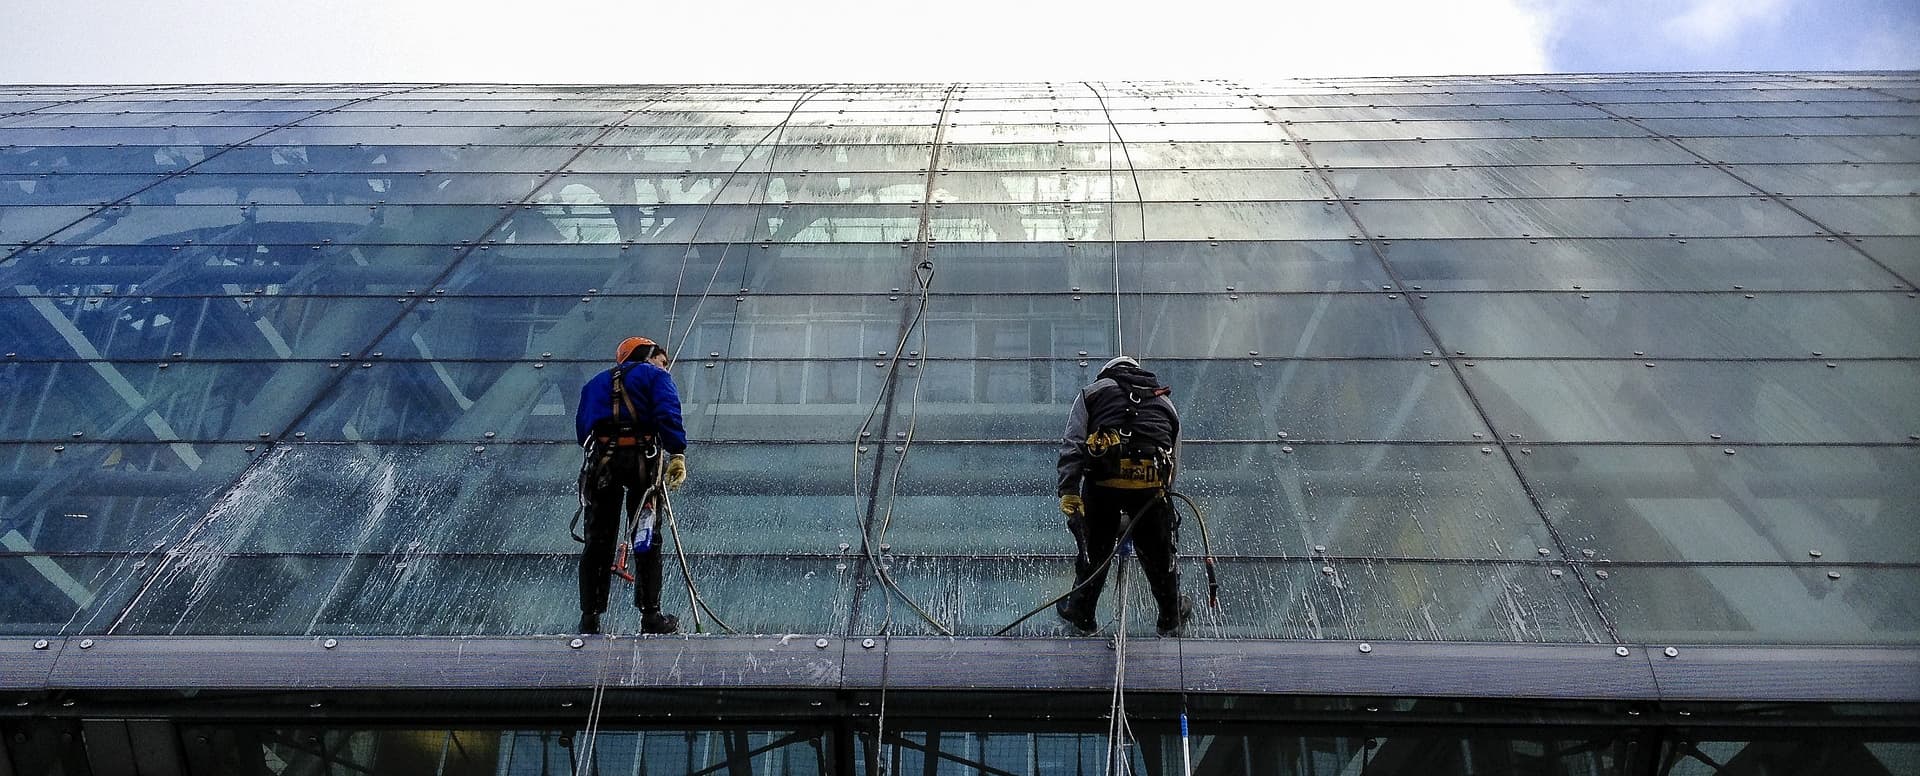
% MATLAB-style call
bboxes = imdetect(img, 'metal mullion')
[1237,81,1628,645]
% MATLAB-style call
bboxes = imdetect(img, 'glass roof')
[1,77,1915,646]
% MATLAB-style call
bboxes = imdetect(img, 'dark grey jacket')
[1056,365,1180,496]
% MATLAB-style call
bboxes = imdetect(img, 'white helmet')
[1101,355,1139,372]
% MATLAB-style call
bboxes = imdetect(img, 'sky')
[1,0,1915,83]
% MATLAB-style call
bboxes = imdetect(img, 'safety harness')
[1084,382,1175,490]
[570,363,660,552]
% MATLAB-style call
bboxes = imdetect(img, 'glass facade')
[2,75,1917,774]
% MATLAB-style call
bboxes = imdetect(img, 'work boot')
[1055,599,1097,635]
[579,611,601,635]
[641,610,680,635]
[1156,597,1193,637]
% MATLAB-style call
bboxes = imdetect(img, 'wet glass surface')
[0,81,1913,651]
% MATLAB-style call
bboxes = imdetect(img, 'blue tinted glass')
[441,243,916,295]
[1520,445,1919,564]
[1,293,405,360]
[133,173,546,205]
[1463,361,1920,443]
[1590,565,1919,645]
[1419,292,1920,357]
[870,557,1607,641]
[1378,237,1906,291]
[911,359,1489,442]
[0,361,341,441]
[198,144,580,173]
[0,442,254,553]
[0,554,150,635]
[0,146,209,175]
[41,204,508,245]
[0,174,163,205]
[2,206,95,246]
[1350,197,1815,239]
[0,244,459,295]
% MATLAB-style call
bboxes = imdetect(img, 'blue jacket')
[575,362,687,454]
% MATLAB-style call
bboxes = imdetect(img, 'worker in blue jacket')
[574,336,688,635]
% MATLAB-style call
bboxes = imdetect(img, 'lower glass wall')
[11,714,1917,776]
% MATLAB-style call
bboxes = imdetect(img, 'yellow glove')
[1059,494,1084,517]
[665,454,687,490]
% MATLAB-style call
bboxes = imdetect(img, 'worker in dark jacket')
[575,336,688,635]
[1056,356,1190,636]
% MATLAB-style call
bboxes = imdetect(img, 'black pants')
[1066,486,1181,620]
[579,447,666,617]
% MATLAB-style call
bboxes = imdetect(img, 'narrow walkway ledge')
[4,637,1916,703]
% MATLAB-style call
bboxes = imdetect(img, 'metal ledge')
[4,636,1916,703]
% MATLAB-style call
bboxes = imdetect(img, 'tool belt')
[1085,429,1172,490]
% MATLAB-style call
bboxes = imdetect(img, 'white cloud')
[1664,0,1790,49]
[3,0,1555,83]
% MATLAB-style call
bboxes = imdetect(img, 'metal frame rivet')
[1827,571,1842,580]
[1616,647,1631,657]
[32,640,49,650]
[1358,643,1373,654]
[322,638,337,649]
[815,638,830,649]
[78,639,94,649]
[1663,647,1679,658]
[1809,549,1823,558]
[862,638,877,649]
[569,638,584,649]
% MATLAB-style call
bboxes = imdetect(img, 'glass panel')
[909,359,1490,442]
[1639,116,1914,137]
[1131,169,1331,200]
[1379,237,1907,291]
[1121,294,1435,357]
[300,110,625,127]
[0,554,148,635]
[1857,236,1920,285]
[1591,565,1919,645]
[41,204,508,245]
[0,243,459,296]
[0,361,341,442]
[1293,119,1649,141]
[0,174,164,206]
[1350,197,1816,239]
[567,144,931,173]
[1520,445,1919,563]
[133,172,547,205]
[2,111,313,128]
[1790,196,1920,236]
[1463,361,1920,443]
[1679,135,1920,164]
[1418,292,1920,357]
[252,125,604,146]
[0,126,261,146]
[296,360,593,442]
[871,556,1607,641]
[114,552,852,636]
[198,144,580,173]
[535,172,930,206]
[0,442,252,553]
[929,171,1135,203]
[442,243,915,295]
[0,146,212,175]
[481,203,921,244]
[1325,165,1754,199]
[1,206,94,247]
[1309,138,1698,167]
[1733,164,1920,196]
[945,142,1311,170]
[883,443,1553,560]
[374,294,905,361]
[0,293,405,360]
[1138,201,1357,240]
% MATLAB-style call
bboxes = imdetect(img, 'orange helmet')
[615,336,661,363]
